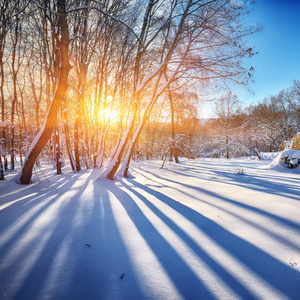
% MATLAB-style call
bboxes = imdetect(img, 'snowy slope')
[0,158,300,300]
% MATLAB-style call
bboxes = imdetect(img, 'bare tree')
[0,0,11,179]
[20,0,71,184]
[211,92,243,159]
[13,0,259,183]
[0,0,29,177]
[104,0,259,178]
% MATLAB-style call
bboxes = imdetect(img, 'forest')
[1,1,300,298]
[0,0,299,183]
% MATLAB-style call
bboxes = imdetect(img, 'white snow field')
[0,157,300,300]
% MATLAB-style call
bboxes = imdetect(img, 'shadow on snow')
[0,162,300,299]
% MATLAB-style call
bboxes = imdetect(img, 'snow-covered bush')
[161,135,194,160]
[229,142,250,158]
[280,150,300,168]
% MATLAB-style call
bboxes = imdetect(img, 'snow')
[281,150,300,160]
[23,123,46,165]
[266,150,300,172]
[1,158,300,299]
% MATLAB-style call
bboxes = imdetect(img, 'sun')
[102,108,119,123]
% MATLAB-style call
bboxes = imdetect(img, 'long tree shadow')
[0,171,103,299]
[66,179,145,300]
[138,168,300,232]
[6,171,96,300]
[106,180,218,299]
[134,168,300,251]
[127,178,300,299]
[0,170,146,300]
[209,168,300,200]
[119,179,258,299]
[0,168,78,206]
[2,165,299,299]
[159,162,300,201]
[0,172,81,249]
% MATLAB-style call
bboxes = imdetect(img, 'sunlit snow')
[0,157,300,299]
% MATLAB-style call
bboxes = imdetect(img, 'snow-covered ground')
[0,156,300,300]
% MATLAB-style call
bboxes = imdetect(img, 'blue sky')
[235,0,300,105]
[201,0,300,117]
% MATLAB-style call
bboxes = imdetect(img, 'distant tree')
[245,104,266,153]
[255,100,285,152]
[211,92,243,159]
[288,80,300,130]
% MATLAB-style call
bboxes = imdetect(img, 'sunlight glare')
[103,108,119,123]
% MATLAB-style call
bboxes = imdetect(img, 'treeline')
[202,81,300,158]
[0,0,260,182]
[132,80,300,160]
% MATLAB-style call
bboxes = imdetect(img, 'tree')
[103,0,259,179]
[20,0,71,184]
[255,101,284,152]
[8,0,259,183]
[0,0,11,179]
[1,1,14,176]
[245,105,265,157]
[288,80,300,131]
[211,92,243,158]
[19,0,140,183]
[0,0,29,177]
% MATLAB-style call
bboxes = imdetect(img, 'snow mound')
[267,150,300,172]
[260,152,281,160]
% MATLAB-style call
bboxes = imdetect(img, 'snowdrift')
[1,158,300,299]
[267,150,300,172]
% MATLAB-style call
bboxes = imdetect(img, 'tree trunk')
[0,154,4,181]
[97,124,109,168]
[226,135,229,159]
[120,62,177,177]
[254,149,262,160]
[11,60,17,170]
[20,0,70,184]
[55,125,62,174]
[63,98,75,171]
[10,10,21,170]
[0,27,7,173]
[169,90,179,163]
[121,94,159,177]
[35,101,41,167]
[74,114,81,171]
[103,0,157,179]
[16,99,23,166]
[121,120,145,178]
[10,97,16,170]
[104,105,137,180]
[64,122,75,171]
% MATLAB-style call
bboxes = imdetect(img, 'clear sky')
[201,0,300,117]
